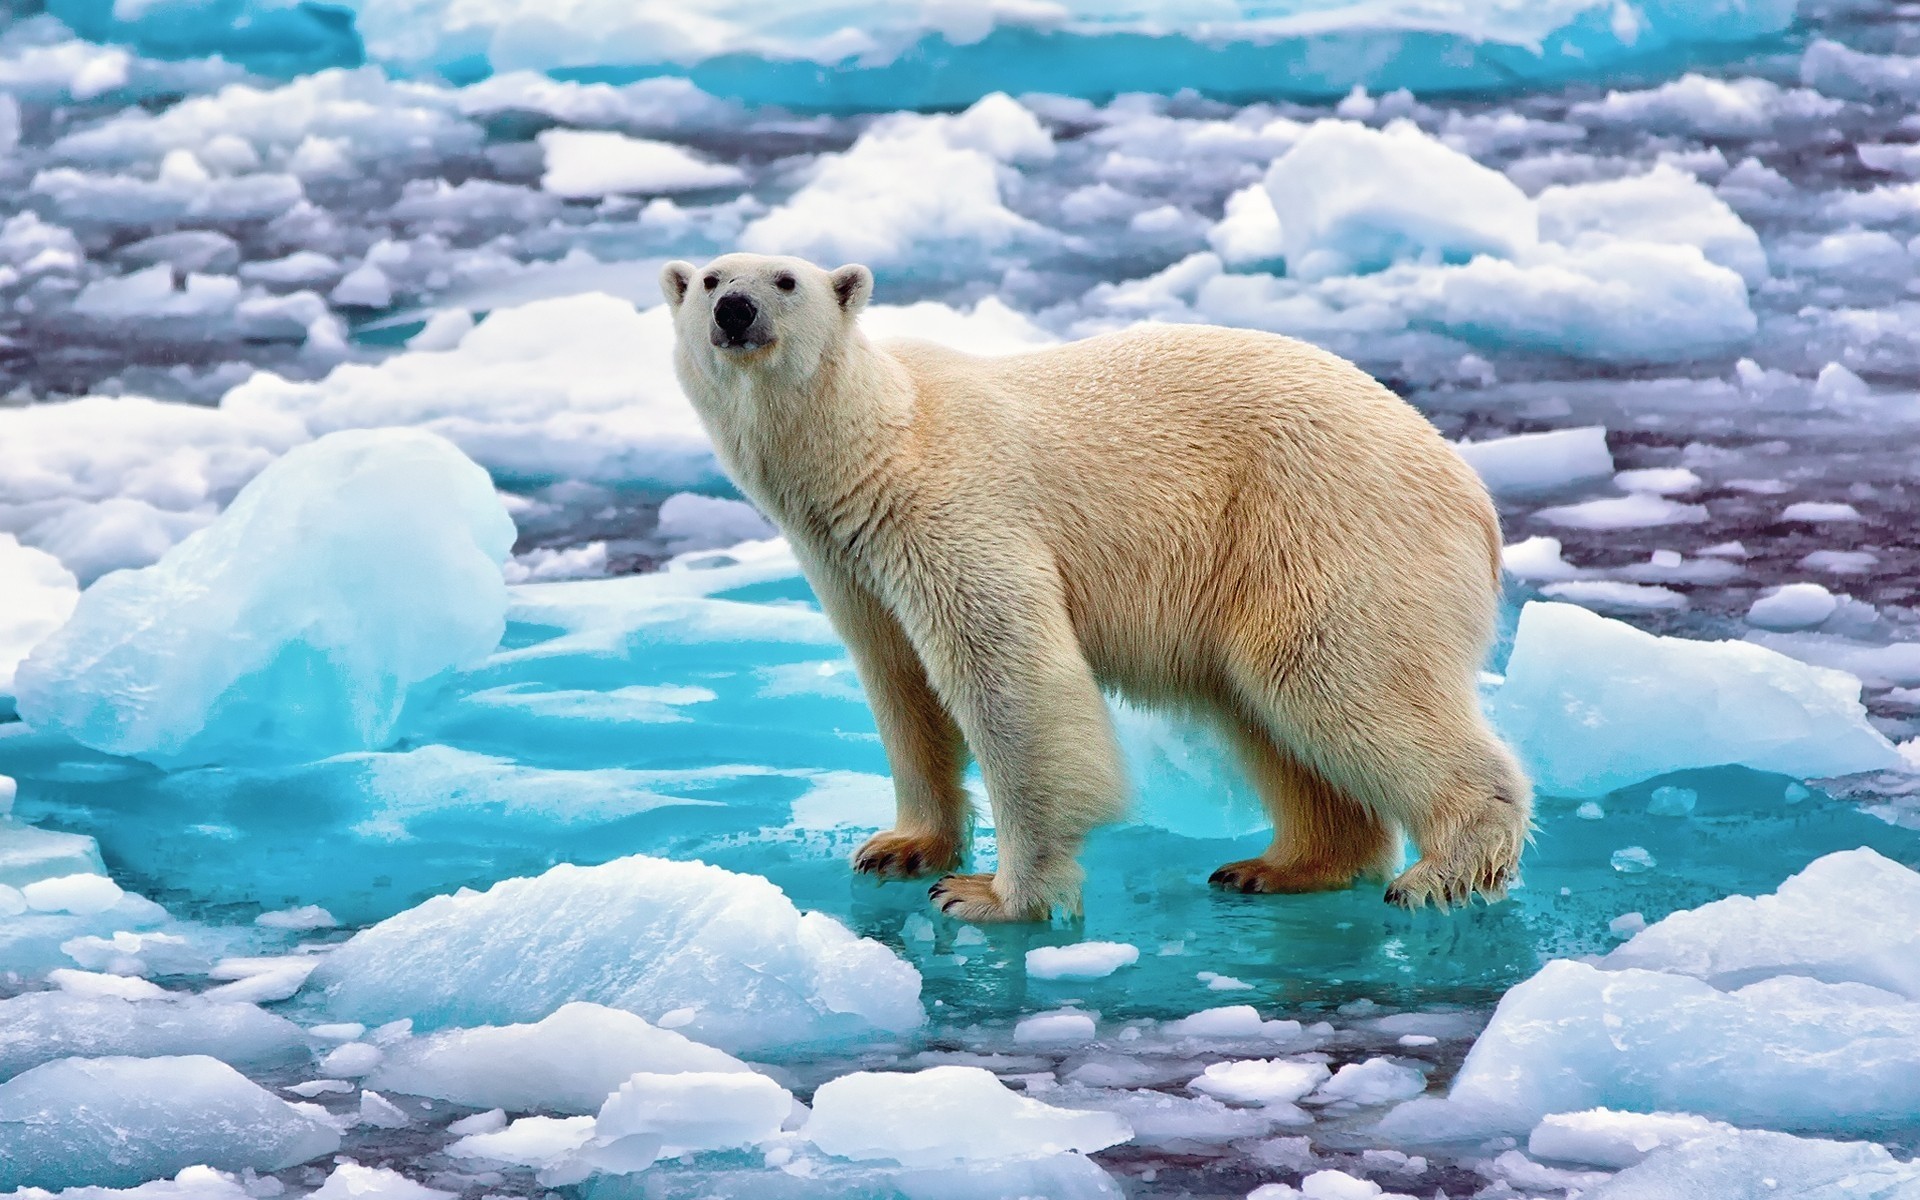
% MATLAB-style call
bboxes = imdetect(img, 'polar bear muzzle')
[711,290,774,351]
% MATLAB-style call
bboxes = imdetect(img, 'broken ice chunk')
[0,1055,340,1189]
[311,854,923,1052]
[804,1065,1131,1167]
[1492,601,1904,796]
[366,1001,752,1114]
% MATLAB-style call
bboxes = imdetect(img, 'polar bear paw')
[929,873,1047,923]
[1209,858,1360,894]
[852,830,962,879]
[1383,857,1512,911]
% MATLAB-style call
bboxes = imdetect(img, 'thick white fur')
[663,252,1531,923]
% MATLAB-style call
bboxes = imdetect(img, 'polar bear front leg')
[909,559,1127,923]
[801,553,970,880]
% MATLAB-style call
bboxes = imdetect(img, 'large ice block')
[14,429,515,768]
[1491,601,1903,796]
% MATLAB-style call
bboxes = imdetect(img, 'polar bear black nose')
[714,293,758,337]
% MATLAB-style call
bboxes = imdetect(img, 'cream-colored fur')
[663,252,1531,923]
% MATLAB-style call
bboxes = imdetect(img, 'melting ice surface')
[5,0,1920,1196]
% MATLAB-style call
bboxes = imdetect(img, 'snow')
[312,854,924,1052]
[0,1055,340,1189]
[1491,601,1905,796]
[1262,119,1536,281]
[366,1001,753,1114]
[1380,851,1920,1142]
[14,429,514,768]
[537,130,746,199]
[1026,942,1140,980]
[805,1065,1132,1166]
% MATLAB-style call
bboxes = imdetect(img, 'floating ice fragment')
[0,992,306,1082]
[446,1114,593,1169]
[1610,847,1656,873]
[1528,1108,1736,1169]
[1308,1058,1427,1107]
[1027,942,1140,980]
[366,1002,751,1114]
[21,873,122,914]
[1584,1128,1920,1199]
[538,129,746,199]
[308,1163,450,1200]
[1382,853,1920,1142]
[1454,427,1611,498]
[312,854,923,1052]
[805,1065,1131,1167]
[1189,1059,1330,1106]
[15,429,514,768]
[0,1055,340,1189]
[1645,787,1697,817]
[1780,500,1862,522]
[255,904,336,930]
[357,1090,412,1129]
[1263,119,1535,280]
[317,1043,381,1078]
[1540,580,1688,613]
[1164,1006,1304,1042]
[1015,1011,1098,1044]
[1748,583,1839,631]
[593,1070,792,1158]
[1251,1170,1416,1200]
[1535,492,1709,530]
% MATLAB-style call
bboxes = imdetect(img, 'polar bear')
[662,252,1530,923]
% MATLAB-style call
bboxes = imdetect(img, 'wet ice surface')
[5,1,1920,1197]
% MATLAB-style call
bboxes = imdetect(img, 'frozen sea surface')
[3,1,1920,1197]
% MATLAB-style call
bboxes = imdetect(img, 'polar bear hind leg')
[1208,723,1401,894]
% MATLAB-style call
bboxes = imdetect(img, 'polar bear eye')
[702,273,719,291]
[775,273,796,292]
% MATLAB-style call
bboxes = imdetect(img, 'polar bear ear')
[830,264,873,315]
[660,260,696,309]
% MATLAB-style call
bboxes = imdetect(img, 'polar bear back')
[874,323,1502,696]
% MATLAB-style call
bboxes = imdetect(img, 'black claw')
[940,899,961,913]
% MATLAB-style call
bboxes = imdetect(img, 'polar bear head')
[661,253,873,390]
